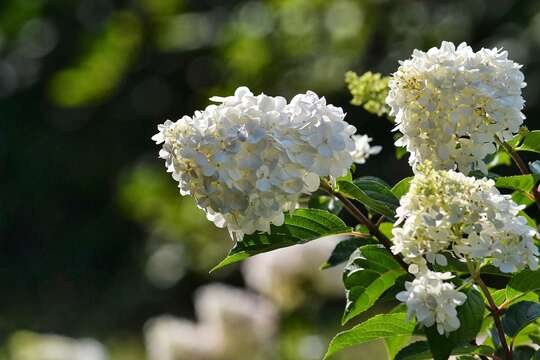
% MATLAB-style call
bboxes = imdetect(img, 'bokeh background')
[3,0,540,359]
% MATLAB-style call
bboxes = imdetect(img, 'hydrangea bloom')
[153,87,356,240]
[350,134,382,164]
[387,41,526,174]
[145,284,277,360]
[396,270,467,335]
[392,166,538,273]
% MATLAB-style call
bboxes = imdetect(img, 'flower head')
[350,134,382,164]
[153,87,356,240]
[392,165,538,273]
[145,284,277,360]
[387,41,526,174]
[396,270,467,335]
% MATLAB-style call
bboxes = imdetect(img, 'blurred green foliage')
[3,0,540,358]
[49,12,142,107]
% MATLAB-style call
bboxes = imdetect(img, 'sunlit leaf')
[342,245,407,324]
[391,177,413,199]
[211,209,351,271]
[323,313,415,359]
[495,175,535,192]
[516,130,540,153]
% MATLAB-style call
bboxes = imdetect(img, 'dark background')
[2,0,540,358]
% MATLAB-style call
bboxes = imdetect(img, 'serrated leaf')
[516,130,540,153]
[321,236,375,269]
[495,175,535,192]
[502,301,540,337]
[211,209,351,271]
[391,177,413,199]
[342,245,407,324]
[337,180,397,219]
[323,313,415,359]
[395,341,493,360]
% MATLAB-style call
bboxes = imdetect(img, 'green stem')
[320,180,409,271]
[469,263,512,360]
[495,135,540,211]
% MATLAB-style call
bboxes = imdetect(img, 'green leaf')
[354,177,400,207]
[396,146,407,160]
[495,174,535,192]
[449,288,485,343]
[323,313,415,359]
[507,270,540,301]
[425,288,484,360]
[512,346,536,360]
[508,129,528,148]
[512,190,535,207]
[395,341,493,360]
[391,177,413,199]
[502,301,540,337]
[342,265,406,324]
[385,335,411,359]
[211,209,351,272]
[486,151,512,170]
[337,180,397,219]
[520,210,537,228]
[321,236,375,269]
[516,130,540,153]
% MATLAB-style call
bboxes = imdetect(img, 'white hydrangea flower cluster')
[350,134,382,164]
[387,41,526,174]
[396,270,467,335]
[145,284,277,360]
[392,166,538,273]
[153,87,357,240]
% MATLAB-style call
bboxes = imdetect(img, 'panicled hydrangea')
[392,166,538,273]
[345,71,390,116]
[387,41,526,174]
[153,87,356,240]
[396,270,467,335]
[350,134,382,164]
